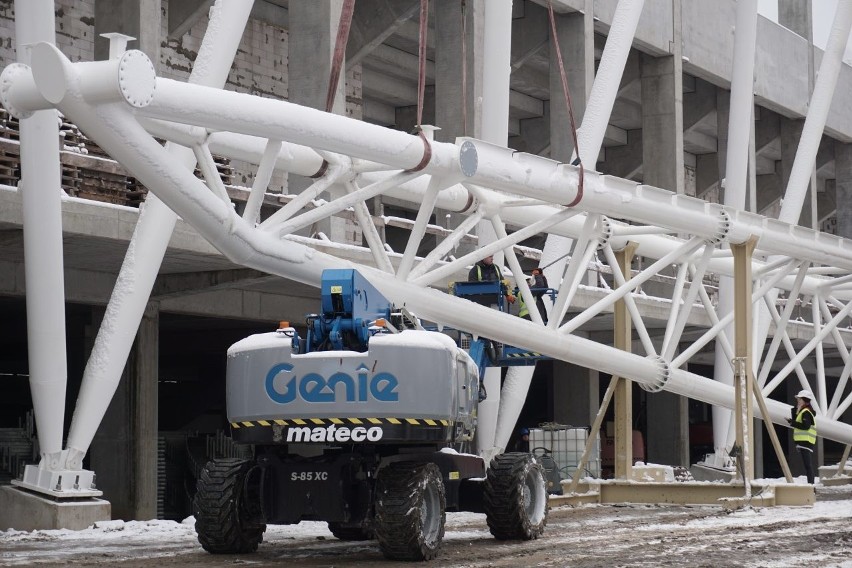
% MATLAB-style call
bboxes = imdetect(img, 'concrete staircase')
[0,412,36,485]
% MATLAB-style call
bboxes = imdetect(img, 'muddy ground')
[2,486,851,567]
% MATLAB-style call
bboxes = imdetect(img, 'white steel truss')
[3,0,852,495]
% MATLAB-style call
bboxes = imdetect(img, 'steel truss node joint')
[0,62,40,119]
[708,208,733,245]
[639,355,671,393]
[595,216,614,250]
[30,42,155,109]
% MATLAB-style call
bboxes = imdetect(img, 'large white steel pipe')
[356,272,852,445]
[14,0,67,469]
[63,0,255,468]
[575,0,644,166]
[142,79,461,177]
[778,0,852,225]
[137,117,325,178]
[136,78,852,272]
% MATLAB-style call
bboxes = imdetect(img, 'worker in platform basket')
[468,254,515,305]
[786,389,817,484]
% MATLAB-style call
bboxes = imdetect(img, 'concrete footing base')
[818,464,852,486]
[0,485,111,531]
[689,463,738,482]
[553,480,815,508]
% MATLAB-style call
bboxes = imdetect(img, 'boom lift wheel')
[484,452,548,540]
[374,462,446,560]
[194,458,266,553]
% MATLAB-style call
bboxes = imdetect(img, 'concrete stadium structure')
[0,0,851,523]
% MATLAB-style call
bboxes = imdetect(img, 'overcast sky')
[757,0,852,63]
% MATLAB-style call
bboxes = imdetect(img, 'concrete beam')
[557,480,814,507]
[365,44,434,82]
[695,153,720,196]
[601,130,643,181]
[757,173,782,213]
[837,142,852,239]
[362,68,417,106]
[528,0,585,15]
[683,78,717,131]
[151,269,276,300]
[683,129,717,155]
[511,1,548,70]
[509,90,544,119]
[362,97,397,126]
[348,0,419,67]
[251,1,289,28]
[167,0,213,40]
[96,0,162,63]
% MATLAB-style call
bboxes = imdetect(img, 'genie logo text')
[265,363,399,404]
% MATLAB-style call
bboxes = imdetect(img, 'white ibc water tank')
[529,426,600,478]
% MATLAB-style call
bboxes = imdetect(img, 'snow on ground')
[1,492,851,566]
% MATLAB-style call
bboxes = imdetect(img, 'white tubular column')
[481,0,512,145]
[475,0,515,460]
[712,0,758,460]
[778,0,852,224]
[63,0,255,471]
[575,0,644,165]
[13,0,67,475]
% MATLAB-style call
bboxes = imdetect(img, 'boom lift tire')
[327,522,374,541]
[194,458,266,554]
[483,452,548,540]
[374,462,446,561]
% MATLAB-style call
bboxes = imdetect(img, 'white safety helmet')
[795,389,814,401]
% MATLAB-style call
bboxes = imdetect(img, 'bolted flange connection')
[596,216,614,250]
[117,50,156,108]
[706,208,732,245]
[0,63,38,119]
[639,355,671,393]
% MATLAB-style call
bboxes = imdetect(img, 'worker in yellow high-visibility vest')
[787,389,817,484]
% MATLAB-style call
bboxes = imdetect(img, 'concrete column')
[549,3,594,162]
[288,1,354,242]
[435,0,484,250]
[552,362,599,427]
[435,0,483,142]
[778,0,811,39]
[640,52,684,193]
[89,303,159,520]
[646,390,689,466]
[94,0,161,63]
[835,143,852,238]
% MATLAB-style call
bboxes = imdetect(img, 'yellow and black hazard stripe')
[505,351,542,358]
[231,417,453,428]
[230,416,456,444]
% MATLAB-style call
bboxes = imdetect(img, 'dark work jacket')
[469,261,501,282]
